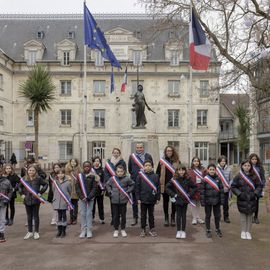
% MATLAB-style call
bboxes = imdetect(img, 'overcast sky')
[0,0,145,13]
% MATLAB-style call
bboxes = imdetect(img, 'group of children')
[0,149,268,243]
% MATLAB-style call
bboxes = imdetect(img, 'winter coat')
[0,176,13,207]
[19,177,48,206]
[106,175,134,204]
[135,171,160,204]
[216,164,232,193]
[253,165,266,191]
[128,153,153,182]
[75,173,98,201]
[47,172,57,203]
[52,178,72,210]
[104,159,127,183]
[156,157,180,193]
[92,166,105,196]
[231,171,262,215]
[6,173,20,199]
[200,174,225,206]
[188,167,206,201]
[165,176,197,206]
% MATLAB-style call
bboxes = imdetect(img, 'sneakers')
[181,231,186,239]
[164,218,169,227]
[131,218,138,226]
[8,219,13,226]
[224,217,231,223]
[56,226,62,238]
[51,219,57,225]
[246,232,252,240]
[79,229,87,239]
[121,230,127,238]
[197,218,205,224]
[148,229,157,237]
[170,217,176,227]
[100,220,105,225]
[192,219,197,225]
[5,219,9,226]
[113,230,119,238]
[86,230,93,239]
[253,217,260,224]
[206,230,212,238]
[241,231,247,239]
[61,226,66,238]
[176,231,182,239]
[216,229,222,238]
[33,232,40,240]
[140,230,146,237]
[24,232,33,240]
[0,232,6,243]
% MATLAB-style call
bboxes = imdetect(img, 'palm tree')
[19,65,56,159]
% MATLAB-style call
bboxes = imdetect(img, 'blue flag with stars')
[84,3,121,69]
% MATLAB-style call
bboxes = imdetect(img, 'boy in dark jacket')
[201,164,224,238]
[136,160,160,237]
[165,165,197,239]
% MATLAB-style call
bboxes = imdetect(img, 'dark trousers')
[254,198,260,218]
[112,203,127,230]
[132,192,138,219]
[141,203,155,230]
[57,210,67,226]
[162,193,176,219]
[92,194,105,220]
[25,204,40,232]
[205,204,221,231]
[6,197,15,220]
[176,204,188,231]
[223,192,229,219]
[70,199,78,222]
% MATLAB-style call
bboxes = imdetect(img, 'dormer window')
[37,31,44,39]
[136,31,142,39]
[23,40,45,66]
[28,50,37,65]
[68,31,75,39]
[63,51,70,66]
[56,39,77,66]
[170,50,179,66]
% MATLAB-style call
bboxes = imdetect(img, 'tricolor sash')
[203,175,220,192]
[131,153,144,169]
[171,179,196,207]
[19,177,46,204]
[138,170,157,193]
[240,171,255,190]
[112,176,133,205]
[193,168,204,180]
[105,161,116,177]
[49,176,74,210]
[0,192,10,201]
[160,158,175,174]
[252,166,262,184]
[216,167,230,189]
[78,173,88,199]
[92,168,105,190]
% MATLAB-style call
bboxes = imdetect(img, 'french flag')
[189,8,211,70]
[121,66,127,92]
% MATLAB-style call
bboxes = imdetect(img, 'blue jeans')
[79,200,94,230]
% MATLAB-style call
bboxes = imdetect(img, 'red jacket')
[188,168,206,201]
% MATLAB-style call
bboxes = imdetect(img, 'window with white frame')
[92,141,105,159]
[95,50,104,66]
[200,80,210,97]
[170,50,179,66]
[131,80,144,96]
[28,51,37,66]
[197,110,208,127]
[94,109,105,128]
[195,142,209,166]
[26,110,34,126]
[93,80,106,95]
[60,110,72,126]
[59,141,73,161]
[133,50,142,66]
[168,109,179,127]
[60,80,71,96]
[0,74,3,90]
[63,51,70,66]
[0,106,3,125]
[168,80,180,96]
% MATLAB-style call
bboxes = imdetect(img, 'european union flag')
[84,3,121,69]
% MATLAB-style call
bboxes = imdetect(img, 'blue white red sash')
[203,175,220,192]
[252,166,262,184]
[216,167,230,189]
[112,176,133,205]
[78,173,88,199]
[91,168,105,190]
[131,153,144,169]
[138,170,157,193]
[193,168,204,180]
[240,171,255,190]
[49,176,74,210]
[19,177,46,204]
[0,192,10,201]
[105,161,116,177]
[171,179,196,207]
[160,158,175,174]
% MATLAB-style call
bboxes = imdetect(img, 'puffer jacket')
[165,176,197,206]
[75,173,98,201]
[136,171,160,204]
[200,174,225,206]
[52,178,72,210]
[0,176,13,207]
[106,175,134,204]
[231,171,262,214]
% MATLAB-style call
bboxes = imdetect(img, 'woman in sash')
[65,158,81,225]
[248,153,265,224]
[188,157,206,225]
[19,165,48,240]
[156,146,180,227]
[231,160,262,240]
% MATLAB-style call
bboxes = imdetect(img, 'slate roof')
[220,93,249,116]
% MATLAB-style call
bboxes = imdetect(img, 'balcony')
[219,129,237,141]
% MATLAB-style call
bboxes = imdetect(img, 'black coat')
[47,172,57,203]
[136,171,160,204]
[165,176,197,206]
[75,173,98,201]
[7,173,20,199]
[104,159,127,182]
[19,177,48,206]
[93,166,105,196]
[231,172,262,214]
[200,174,225,206]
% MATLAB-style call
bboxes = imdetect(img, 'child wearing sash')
[19,165,48,240]
[188,157,205,225]
[75,161,98,239]
[106,165,134,238]
[200,164,224,238]
[0,167,13,243]
[52,168,72,238]
[231,160,262,240]
[136,160,160,237]
[217,156,232,223]
[248,153,265,224]
[165,165,197,239]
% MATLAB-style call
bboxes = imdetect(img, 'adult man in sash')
[128,142,153,226]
